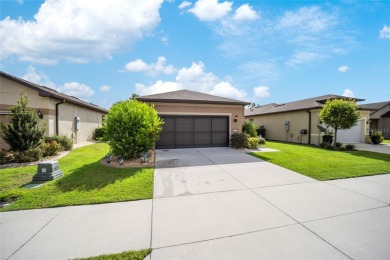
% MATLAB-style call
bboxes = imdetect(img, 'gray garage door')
[156,115,229,149]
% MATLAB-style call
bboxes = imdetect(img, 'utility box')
[300,129,308,135]
[75,117,80,131]
[284,121,290,131]
[33,161,64,181]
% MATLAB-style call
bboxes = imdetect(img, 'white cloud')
[379,25,390,39]
[59,82,94,99]
[22,65,57,89]
[0,0,163,64]
[189,0,232,21]
[178,1,192,9]
[100,85,111,92]
[338,66,349,73]
[135,61,247,100]
[342,88,354,97]
[253,86,270,98]
[125,56,176,76]
[21,66,94,99]
[233,4,258,21]
[17,0,24,5]
[160,36,169,46]
[277,6,336,33]
[286,51,326,66]
[210,81,247,99]
[238,61,280,82]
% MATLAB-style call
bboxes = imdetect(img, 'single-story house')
[0,71,107,149]
[244,95,371,145]
[138,89,250,149]
[360,101,390,138]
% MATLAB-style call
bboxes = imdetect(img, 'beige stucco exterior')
[0,76,105,149]
[369,104,390,138]
[245,109,371,145]
[148,102,245,136]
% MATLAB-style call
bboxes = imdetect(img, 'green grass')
[76,249,152,260]
[0,143,153,211]
[383,138,390,144]
[251,141,390,181]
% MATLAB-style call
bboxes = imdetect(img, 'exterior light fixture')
[37,110,43,119]
[367,119,371,124]
[234,115,238,123]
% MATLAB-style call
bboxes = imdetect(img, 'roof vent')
[274,103,285,107]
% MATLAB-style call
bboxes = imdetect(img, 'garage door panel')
[157,133,175,149]
[161,117,175,132]
[176,117,193,131]
[176,132,194,148]
[212,133,229,147]
[194,117,211,131]
[157,115,229,149]
[337,120,362,143]
[194,132,212,147]
[212,117,228,132]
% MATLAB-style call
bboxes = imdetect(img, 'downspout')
[55,100,66,135]
[306,110,311,145]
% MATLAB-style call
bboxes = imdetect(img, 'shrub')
[258,137,266,145]
[242,121,257,137]
[339,146,346,151]
[104,100,163,158]
[41,141,62,157]
[92,127,106,141]
[256,125,266,138]
[13,147,43,163]
[320,141,332,149]
[322,134,333,146]
[247,137,259,149]
[345,144,355,151]
[230,133,249,149]
[370,130,384,145]
[0,150,14,165]
[0,92,45,151]
[44,135,73,150]
[335,142,342,148]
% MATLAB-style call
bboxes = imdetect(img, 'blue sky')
[1,0,389,109]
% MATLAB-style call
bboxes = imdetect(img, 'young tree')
[320,98,360,145]
[0,92,46,151]
[104,99,163,158]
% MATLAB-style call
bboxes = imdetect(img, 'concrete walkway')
[1,147,389,259]
[354,143,390,154]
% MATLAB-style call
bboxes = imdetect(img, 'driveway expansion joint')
[6,208,65,260]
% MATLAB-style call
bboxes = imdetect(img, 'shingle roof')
[0,71,108,113]
[138,89,250,105]
[359,101,390,111]
[245,94,365,116]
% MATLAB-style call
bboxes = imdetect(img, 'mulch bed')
[100,150,155,168]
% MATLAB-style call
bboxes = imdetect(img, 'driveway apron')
[151,147,390,259]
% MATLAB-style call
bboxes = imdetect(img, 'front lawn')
[251,141,390,180]
[0,143,154,212]
[77,249,152,260]
[383,138,390,144]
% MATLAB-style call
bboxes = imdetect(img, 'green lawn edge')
[75,248,152,260]
[0,143,154,212]
[250,141,390,181]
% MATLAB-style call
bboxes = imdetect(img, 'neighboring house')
[138,89,250,149]
[360,101,390,138]
[0,71,107,149]
[244,95,371,145]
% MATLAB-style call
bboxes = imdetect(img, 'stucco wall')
[149,102,245,135]
[0,76,105,149]
[245,109,370,145]
[53,101,104,143]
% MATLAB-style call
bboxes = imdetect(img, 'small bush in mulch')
[100,150,155,168]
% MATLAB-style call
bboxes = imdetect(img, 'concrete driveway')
[2,147,389,259]
[354,143,390,154]
[150,147,390,259]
